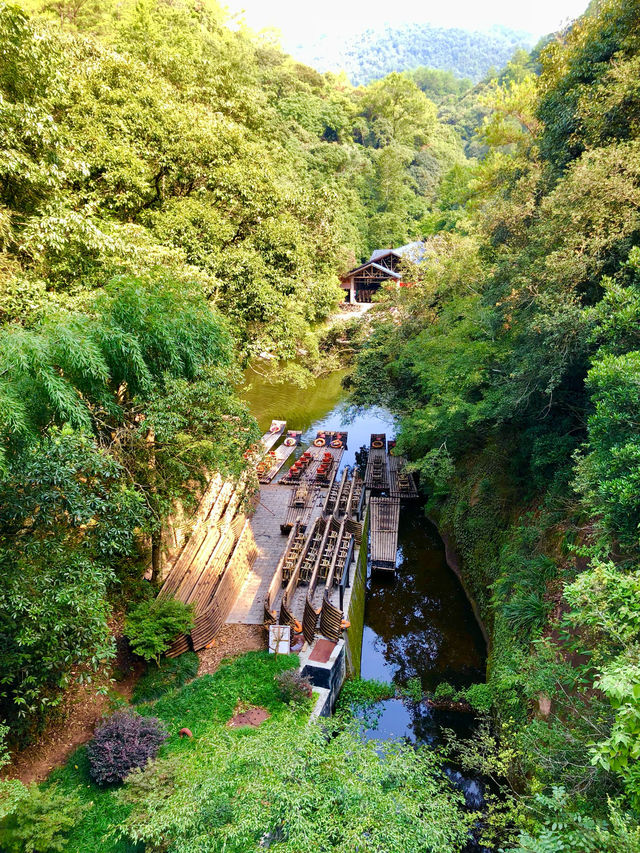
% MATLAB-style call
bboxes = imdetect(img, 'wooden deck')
[370,495,401,573]
[227,485,325,624]
[281,482,318,534]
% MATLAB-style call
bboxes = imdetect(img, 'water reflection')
[362,509,486,694]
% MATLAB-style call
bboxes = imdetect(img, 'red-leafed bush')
[87,711,168,786]
[274,669,313,705]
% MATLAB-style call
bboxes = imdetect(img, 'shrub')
[503,592,550,635]
[274,670,312,705]
[132,652,199,704]
[87,711,168,786]
[0,784,86,853]
[124,598,194,663]
[336,678,396,711]
[462,682,493,713]
[434,681,456,700]
[402,676,423,702]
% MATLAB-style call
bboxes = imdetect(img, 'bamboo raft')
[364,433,390,492]
[263,448,365,645]
[281,522,307,584]
[263,519,303,624]
[280,431,347,487]
[298,517,327,584]
[166,513,258,655]
[388,451,419,500]
[369,495,401,573]
[260,419,287,453]
[347,470,365,520]
[335,469,355,520]
[318,518,360,642]
[158,475,240,603]
[304,431,347,485]
[256,430,302,484]
[301,517,342,644]
[322,467,347,516]
[301,518,360,644]
[279,516,326,630]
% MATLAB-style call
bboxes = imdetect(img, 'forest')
[352,0,640,848]
[1,0,640,850]
[302,22,534,86]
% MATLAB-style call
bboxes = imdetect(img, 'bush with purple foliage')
[87,710,168,786]
[274,669,313,705]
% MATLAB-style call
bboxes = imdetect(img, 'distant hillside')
[296,23,535,85]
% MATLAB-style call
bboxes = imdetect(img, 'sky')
[222,0,590,46]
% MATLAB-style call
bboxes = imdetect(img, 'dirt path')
[4,655,142,786]
[197,623,267,676]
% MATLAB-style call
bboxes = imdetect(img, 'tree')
[0,428,144,728]
[124,599,194,663]
[359,72,437,147]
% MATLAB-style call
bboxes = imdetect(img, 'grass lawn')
[47,651,301,853]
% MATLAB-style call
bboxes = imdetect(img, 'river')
[240,366,488,844]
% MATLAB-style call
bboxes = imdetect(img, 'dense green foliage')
[124,599,194,663]
[5,0,464,353]
[305,23,534,85]
[5,652,470,852]
[0,784,86,853]
[352,0,640,846]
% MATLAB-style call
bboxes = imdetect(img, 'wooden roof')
[340,260,402,282]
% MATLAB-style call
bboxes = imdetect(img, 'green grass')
[132,652,199,704]
[46,651,300,853]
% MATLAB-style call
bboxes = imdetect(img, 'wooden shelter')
[340,242,425,303]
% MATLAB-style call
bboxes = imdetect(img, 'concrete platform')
[226,484,324,624]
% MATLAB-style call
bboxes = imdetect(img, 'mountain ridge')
[291,22,535,85]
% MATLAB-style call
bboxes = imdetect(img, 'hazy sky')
[223,0,590,44]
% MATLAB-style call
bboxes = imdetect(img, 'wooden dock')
[157,420,411,654]
[369,496,401,573]
[227,485,323,625]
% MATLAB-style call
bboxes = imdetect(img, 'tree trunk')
[151,528,162,586]
[147,425,162,586]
